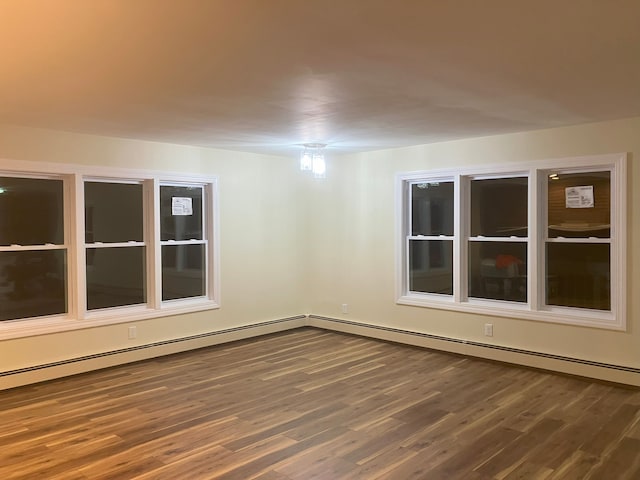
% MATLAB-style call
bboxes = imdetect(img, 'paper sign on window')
[172,197,193,215]
[565,185,594,208]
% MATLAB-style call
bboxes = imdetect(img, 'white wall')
[0,125,309,388]
[307,117,639,384]
[1,117,639,388]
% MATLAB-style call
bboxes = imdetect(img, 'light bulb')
[312,154,326,178]
[300,151,312,171]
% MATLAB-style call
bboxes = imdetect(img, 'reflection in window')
[471,177,528,237]
[0,177,64,246]
[85,182,143,243]
[469,242,527,303]
[0,250,67,321]
[162,244,206,301]
[160,186,203,241]
[546,243,610,310]
[547,171,610,239]
[409,240,453,295]
[86,247,146,310]
[411,182,454,236]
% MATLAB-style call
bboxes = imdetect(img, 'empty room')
[1,1,639,479]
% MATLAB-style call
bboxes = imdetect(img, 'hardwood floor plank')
[580,403,640,456]
[501,461,553,480]
[475,418,564,477]
[1,328,639,479]
[583,437,640,480]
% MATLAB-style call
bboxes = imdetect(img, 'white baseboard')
[4,314,638,390]
[307,315,640,387]
[0,316,306,390]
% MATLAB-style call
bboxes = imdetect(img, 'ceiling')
[1,1,639,157]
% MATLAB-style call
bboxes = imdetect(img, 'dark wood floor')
[1,328,639,480]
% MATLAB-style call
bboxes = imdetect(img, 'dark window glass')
[411,182,454,236]
[86,247,146,310]
[471,177,528,237]
[0,250,67,321]
[409,240,453,295]
[0,177,64,246]
[468,242,527,302]
[546,243,610,310]
[85,182,143,243]
[162,244,205,300]
[548,171,610,238]
[160,186,203,241]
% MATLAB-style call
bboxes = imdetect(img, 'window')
[0,176,67,321]
[0,161,219,334]
[84,181,146,310]
[160,184,207,301]
[468,176,528,303]
[397,153,627,330]
[408,180,455,295]
[545,170,611,311]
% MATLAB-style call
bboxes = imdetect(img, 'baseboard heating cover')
[307,315,640,387]
[0,316,306,388]
[3,314,638,388]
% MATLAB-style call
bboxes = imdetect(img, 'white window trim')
[396,153,627,331]
[0,159,220,340]
[158,180,211,305]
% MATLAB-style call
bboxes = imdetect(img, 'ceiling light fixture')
[300,143,326,178]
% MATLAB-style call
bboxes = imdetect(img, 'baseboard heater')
[0,316,306,378]
[3,314,638,386]
[308,315,640,375]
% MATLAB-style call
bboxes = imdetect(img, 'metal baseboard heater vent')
[3,315,638,383]
[308,315,640,375]
[0,316,305,378]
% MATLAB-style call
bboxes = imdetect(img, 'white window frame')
[464,172,530,306]
[0,172,71,320]
[0,159,220,340]
[157,180,212,306]
[81,177,148,316]
[396,153,627,330]
[406,176,457,299]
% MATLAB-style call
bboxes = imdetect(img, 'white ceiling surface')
[1,1,639,157]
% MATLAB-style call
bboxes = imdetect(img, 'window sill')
[0,300,220,341]
[397,294,624,331]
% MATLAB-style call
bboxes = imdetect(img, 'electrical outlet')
[128,326,137,339]
[484,323,493,337]
[341,304,349,314]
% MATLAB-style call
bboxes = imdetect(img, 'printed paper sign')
[172,197,193,215]
[565,185,594,208]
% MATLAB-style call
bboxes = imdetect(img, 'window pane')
[85,182,143,243]
[409,240,453,294]
[0,177,64,245]
[471,177,528,237]
[548,171,610,238]
[411,182,454,236]
[469,242,527,302]
[0,250,67,321]
[546,243,610,310]
[86,247,146,310]
[162,244,205,300]
[160,186,203,241]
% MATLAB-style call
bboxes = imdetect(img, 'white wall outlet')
[341,304,349,314]
[128,326,137,339]
[484,323,493,337]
